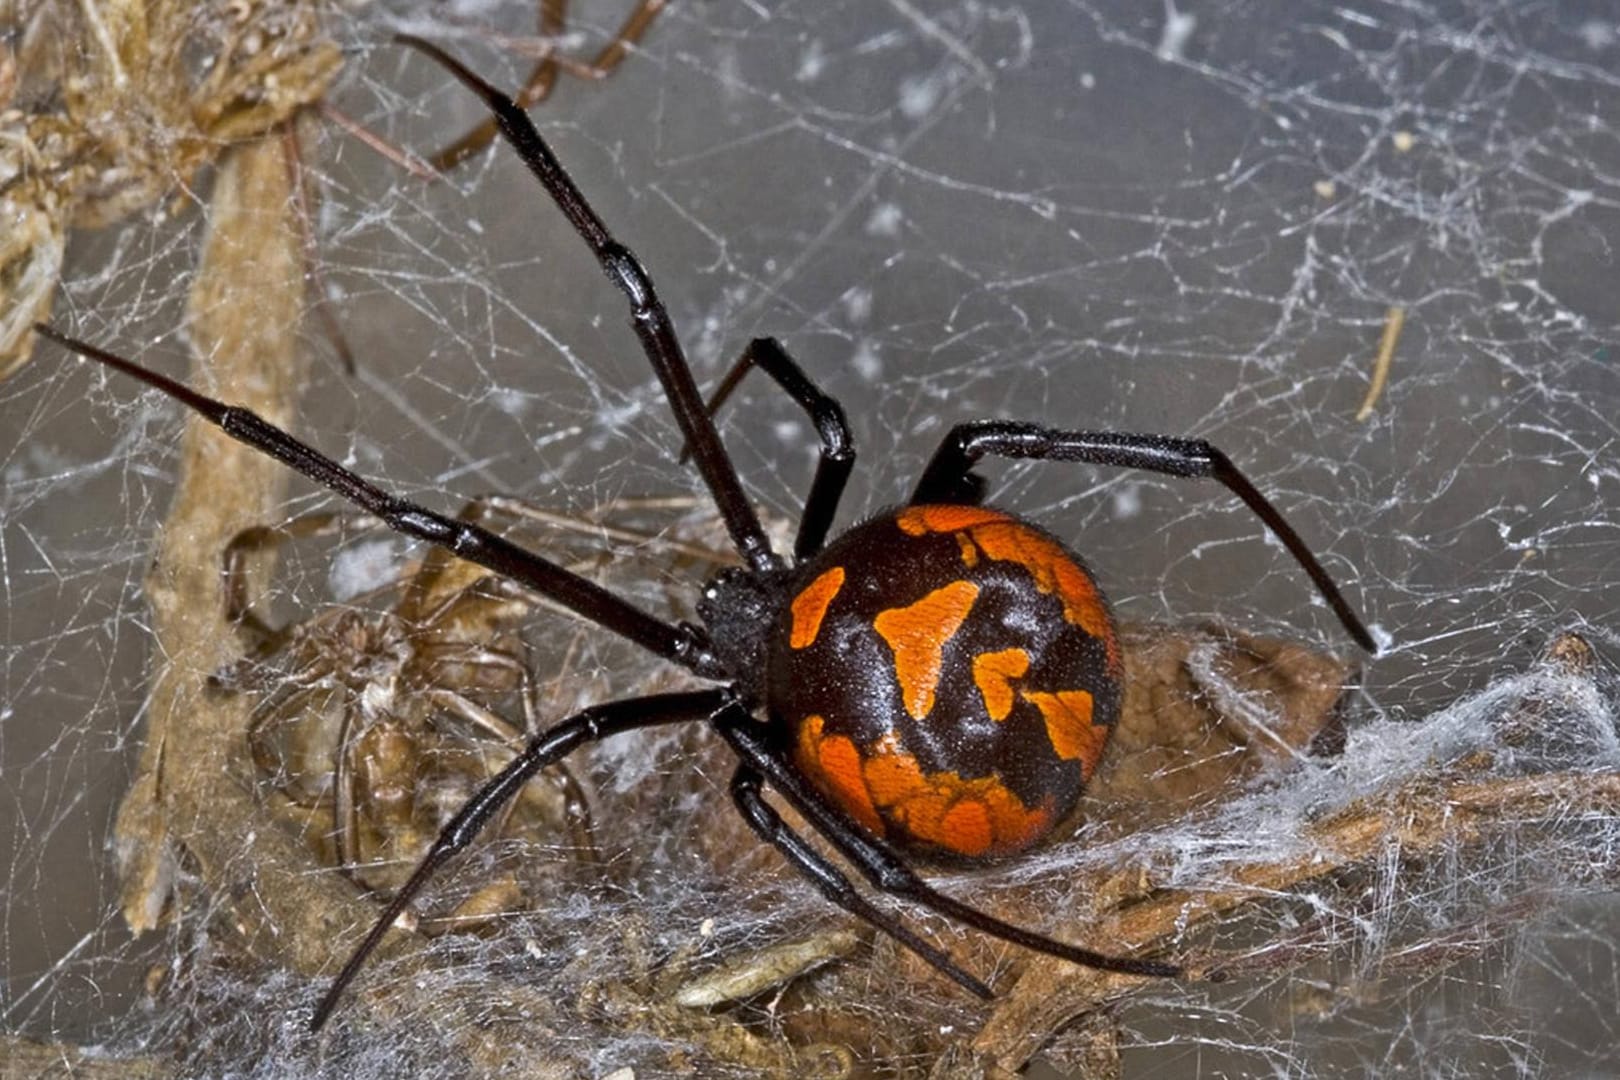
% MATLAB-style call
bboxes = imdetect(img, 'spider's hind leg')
[713,706,1180,993]
[727,763,993,999]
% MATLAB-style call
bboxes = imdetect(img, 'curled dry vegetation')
[0,0,341,375]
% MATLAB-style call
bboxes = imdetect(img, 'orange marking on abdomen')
[968,521,1120,670]
[796,714,883,835]
[873,580,980,720]
[789,566,846,649]
[939,800,993,856]
[860,733,928,809]
[1023,689,1108,777]
[860,734,1055,857]
[955,531,980,567]
[896,504,1011,537]
[972,648,1030,721]
[894,507,1118,671]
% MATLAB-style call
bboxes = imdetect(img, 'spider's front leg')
[397,35,781,577]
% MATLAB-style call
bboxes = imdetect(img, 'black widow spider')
[37,34,1376,1033]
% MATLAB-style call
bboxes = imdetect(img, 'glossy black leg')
[713,708,1180,986]
[683,338,855,560]
[911,420,1375,652]
[728,764,992,999]
[33,325,720,676]
[397,35,780,576]
[309,688,732,1031]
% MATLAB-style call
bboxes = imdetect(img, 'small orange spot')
[955,531,980,567]
[1023,689,1109,777]
[796,715,883,835]
[896,504,1012,537]
[972,648,1031,721]
[789,566,846,649]
[874,580,980,719]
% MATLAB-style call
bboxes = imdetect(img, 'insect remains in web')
[34,33,1377,1033]
[215,495,757,929]
[216,501,590,916]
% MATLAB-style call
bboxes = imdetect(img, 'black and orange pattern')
[45,36,1381,1021]
[766,505,1121,859]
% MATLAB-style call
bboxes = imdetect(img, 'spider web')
[3,0,1620,1076]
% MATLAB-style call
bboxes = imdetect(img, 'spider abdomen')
[766,505,1122,860]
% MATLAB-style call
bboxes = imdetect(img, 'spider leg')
[399,492,743,625]
[245,681,328,779]
[334,699,365,879]
[222,510,385,648]
[474,492,750,564]
[680,338,856,560]
[910,420,1376,653]
[713,708,1181,986]
[416,644,532,699]
[426,687,531,844]
[431,0,669,171]
[280,119,359,376]
[728,764,993,999]
[33,325,722,677]
[397,35,781,577]
[426,684,596,860]
[309,687,733,1032]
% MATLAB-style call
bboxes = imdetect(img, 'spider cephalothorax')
[695,563,794,701]
[36,32,1375,1033]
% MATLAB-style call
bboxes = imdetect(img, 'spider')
[218,496,757,909]
[430,0,668,170]
[215,501,597,906]
[36,33,1376,1032]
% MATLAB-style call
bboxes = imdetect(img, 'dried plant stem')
[1354,306,1405,421]
[112,133,375,971]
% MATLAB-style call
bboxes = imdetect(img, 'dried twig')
[111,133,374,971]
[1354,306,1405,421]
